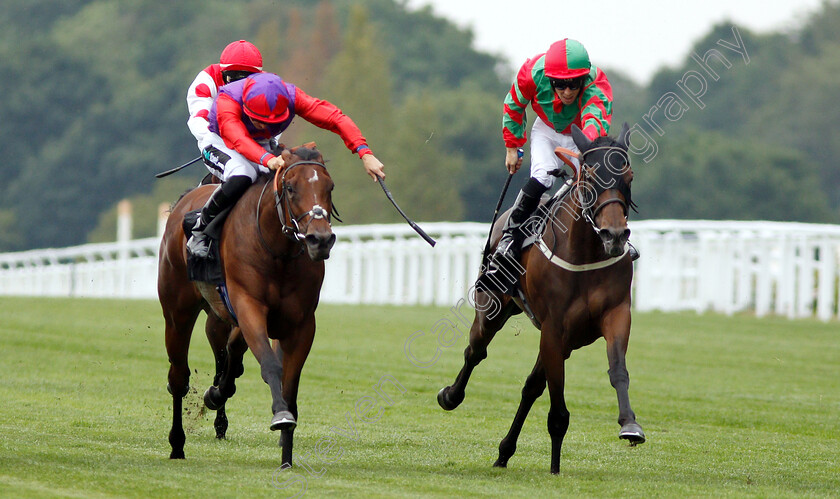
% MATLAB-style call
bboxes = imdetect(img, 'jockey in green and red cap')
[479,38,616,295]
[186,72,386,258]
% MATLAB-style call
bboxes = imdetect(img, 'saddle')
[520,175,574,251]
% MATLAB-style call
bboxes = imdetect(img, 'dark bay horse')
[158,145,336,466]
[438,123,644,473]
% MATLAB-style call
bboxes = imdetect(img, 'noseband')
[273,160,333,242]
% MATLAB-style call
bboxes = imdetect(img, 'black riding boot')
[477,177,548,294]
[187,175,251,258]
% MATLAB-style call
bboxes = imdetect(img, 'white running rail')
[2,219,840,320]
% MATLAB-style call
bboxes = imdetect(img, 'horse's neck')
[255,181,299,259]
[546,192,601,258]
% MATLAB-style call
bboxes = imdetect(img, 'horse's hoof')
[169,450,185,459]
[270,411,297,431]
[619,422,646,445]
[493,458,508,468]
[437,386,464,411]
[203,387,224,411]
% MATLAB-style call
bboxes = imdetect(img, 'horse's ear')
[571,124,592,152]
[281,148,294,163]
[617,122,631,149]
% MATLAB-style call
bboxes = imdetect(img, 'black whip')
[481,148,523,264]
[155,156,202,178]
[377,178,436,247]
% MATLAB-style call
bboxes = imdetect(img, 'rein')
[255,159,332,259]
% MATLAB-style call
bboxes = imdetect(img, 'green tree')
[747,42,840,205]
[633,128,834,222]
[0,210,24,251]
[87,177,191,242]
[303,4,397,224]
[388,93,465,222]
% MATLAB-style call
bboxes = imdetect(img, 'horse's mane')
[289,147,321,162]
[173,187,197,211]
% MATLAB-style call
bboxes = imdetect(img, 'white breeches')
[529,118,581,188]
[200,132,271,182]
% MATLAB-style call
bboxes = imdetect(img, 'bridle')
[256,159,334,258]
[574,145,632,235]
[538,140,636,271]
[274,160,334,241]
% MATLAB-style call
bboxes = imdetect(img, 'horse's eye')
[285,185,295,193]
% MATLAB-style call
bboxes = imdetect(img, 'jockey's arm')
[295,88,384,180]
[216,94,277,168]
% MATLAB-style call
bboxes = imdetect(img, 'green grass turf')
[0,297,838,498]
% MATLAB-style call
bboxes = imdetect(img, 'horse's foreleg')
[603,304,645,445]
[164,308,199,459]
[274,317,315,468]
[495,354,546,468]
[542,334,570,474]
[438,293,517,411]
[236,301,295,431]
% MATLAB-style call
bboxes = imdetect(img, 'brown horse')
[437,123,644,473]
[158,145,336,466]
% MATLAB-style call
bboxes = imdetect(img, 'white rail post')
[117,200,133,247]
[816,238,836,321]
[157,202,170,239]
[117,200,132,297]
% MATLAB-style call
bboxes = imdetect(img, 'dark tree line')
[1,0,839,250]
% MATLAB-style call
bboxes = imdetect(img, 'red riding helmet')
[544,38,591,79]
[219,40,263,73]
[242,73,291,123]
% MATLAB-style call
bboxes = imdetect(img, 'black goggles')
[222,70,253,83]
[550,77,585,91]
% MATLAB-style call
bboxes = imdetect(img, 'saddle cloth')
[183,209,239,325]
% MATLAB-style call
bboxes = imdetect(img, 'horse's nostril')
[305,233,335,249]
[599,228,613,243]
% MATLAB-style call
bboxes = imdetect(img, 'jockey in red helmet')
[186,40,264,150]
[478,38,632,295]
[187,73,386,258]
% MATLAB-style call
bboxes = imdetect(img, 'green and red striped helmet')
[544,38,591,79]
